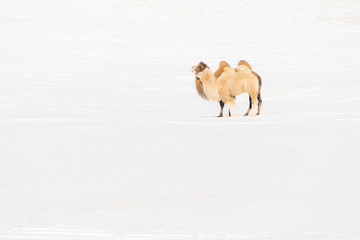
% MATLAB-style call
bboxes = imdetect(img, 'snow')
[1,0,360,239]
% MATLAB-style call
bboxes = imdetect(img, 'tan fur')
[197,66,260,116]
[196,69,221,102]
[230,98,238,116]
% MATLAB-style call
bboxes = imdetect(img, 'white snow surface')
[1,0,360,239]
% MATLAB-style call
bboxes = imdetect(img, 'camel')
[194,60,262,116]
[196,65,260,117]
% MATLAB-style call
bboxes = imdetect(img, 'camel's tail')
[257,74,262,93]
[255,73,262,115]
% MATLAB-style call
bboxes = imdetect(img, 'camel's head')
[196,68,214,83]
[192,62,209,75]
[196,71,205,80]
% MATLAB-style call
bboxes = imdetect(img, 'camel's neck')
[203,70,216,85]
[202,71,220,101]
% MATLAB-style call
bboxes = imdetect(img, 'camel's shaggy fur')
[194,62,209,100]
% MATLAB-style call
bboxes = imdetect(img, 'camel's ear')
[234,68,239,72]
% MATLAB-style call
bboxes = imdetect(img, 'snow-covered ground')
[1,0,360,239]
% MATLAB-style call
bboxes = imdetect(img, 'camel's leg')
[244,95,252,116]
[249,93,259,117]
[218,101,224,117]
[257,93,262,115]
[230,98,238,116]
[224,102,231,117]
[218,100,231,117]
